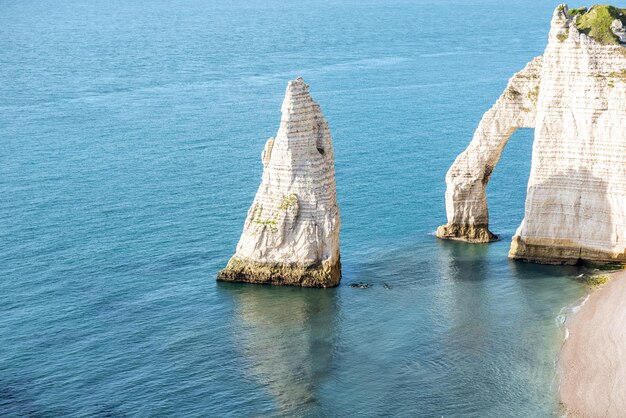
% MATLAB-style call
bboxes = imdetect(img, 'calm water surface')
[1,0,587,416]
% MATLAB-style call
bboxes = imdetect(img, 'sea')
[0,0,589,416]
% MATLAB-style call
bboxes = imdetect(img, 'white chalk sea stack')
[437,4,626,265]
[218,78,341,287]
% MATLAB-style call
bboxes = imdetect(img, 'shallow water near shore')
[1,0,588,416]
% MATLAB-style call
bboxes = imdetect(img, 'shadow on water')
[0,378,74,416]
[216,282,338,416]
[429,234,587,415]
[507,259,587,320]
[0,381,38,417]
[435,238,491,282]
[509,259,582,281]
[341,235,493,288]
[434,237,496,408]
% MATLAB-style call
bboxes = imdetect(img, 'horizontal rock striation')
[439,4,626,266]
[218,78,341,287]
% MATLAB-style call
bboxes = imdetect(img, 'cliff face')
[218,78,341,287]
[438,4,626,265]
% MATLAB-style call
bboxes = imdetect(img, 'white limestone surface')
[218,78,341,287]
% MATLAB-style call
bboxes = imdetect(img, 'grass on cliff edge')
[569,5,626,45]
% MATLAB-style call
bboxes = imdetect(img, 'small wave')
[419,50,489,58]
[556,294,591,341]
[246,57,409,86]
[553,294,592,392]
[571,294,590,313]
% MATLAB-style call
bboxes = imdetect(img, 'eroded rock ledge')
[218,78,341,287]
[436,224,497,243]
[217,258,341,288]
[438,4,626,266]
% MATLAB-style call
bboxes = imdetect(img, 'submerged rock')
[437,4,626,266]
[218,78,341,287]
[349,282,371,289]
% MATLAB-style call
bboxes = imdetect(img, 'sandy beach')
[559,270,626,417]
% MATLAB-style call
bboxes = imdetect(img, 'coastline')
[559,269,626,417]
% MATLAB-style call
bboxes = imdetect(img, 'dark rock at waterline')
[349,282,371,289]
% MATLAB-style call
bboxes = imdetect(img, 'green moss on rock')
[503,87,521,101]
[574,5,626,45]
[278,193,298,210]
[251,205,278,232]
[250,193,299,233]
[568,7,588,17]
[608,68,626,81]
[575,273,611,287]
[527,85,540,103]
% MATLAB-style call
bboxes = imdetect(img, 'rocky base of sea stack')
[509,236,626,267]
[217,257,341,288]
[435,223,498,243]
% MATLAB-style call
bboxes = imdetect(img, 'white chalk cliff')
[437,4,626,265]
[218,78,341,286]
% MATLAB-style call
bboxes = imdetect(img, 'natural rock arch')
[436,57,542,242]
[437,4,626,266]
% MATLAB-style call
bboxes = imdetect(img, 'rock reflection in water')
[224,284,337,414]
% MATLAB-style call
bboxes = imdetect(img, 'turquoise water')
[1,0,588,416]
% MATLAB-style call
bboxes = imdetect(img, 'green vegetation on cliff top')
[568,6,589,17]
[568,5,626,45]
